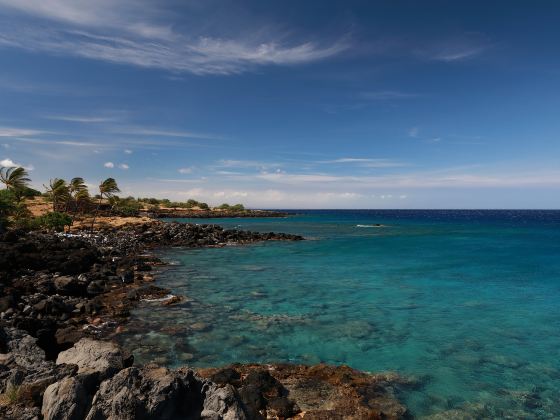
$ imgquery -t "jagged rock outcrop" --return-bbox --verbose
[0,327,77,419]
[42,376,88,420]
[56,338,133,382]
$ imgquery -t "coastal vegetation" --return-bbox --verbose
[0,164,258,232]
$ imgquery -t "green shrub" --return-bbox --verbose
[113,197,142,216]
[20,187,42,198]
[198,202,209,210]
[35,212,72,232]
[0,189,16,231]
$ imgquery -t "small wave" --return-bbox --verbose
[356,224,384,228]
[141,294,176,303]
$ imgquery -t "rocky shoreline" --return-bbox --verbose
[0,221,412,419]
[148,209,293,219]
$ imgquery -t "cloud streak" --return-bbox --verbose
[0,0,348,75]
[0,126,42,137]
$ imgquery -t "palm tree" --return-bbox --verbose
[44,178,69,211]
[74,188,92,214]
[90,177,120,230]
[0,166,31,201]
[65,177,90,228]
[66,177,88,212]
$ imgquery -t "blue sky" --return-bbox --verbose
[0,0,559,208]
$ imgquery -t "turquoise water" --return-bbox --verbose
[119,210,560,418]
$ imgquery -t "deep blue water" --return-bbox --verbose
[119,210,560,418]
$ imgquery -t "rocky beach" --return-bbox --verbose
[0,220,412,419]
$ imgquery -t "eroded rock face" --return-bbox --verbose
[86,366,204,420]
[0,328,78,419]
[41,376,88,420]
[201,383,247,420]
[56,338,132,382]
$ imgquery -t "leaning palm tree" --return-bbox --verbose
[74,188,92,214]
[90,178,120,230]
[0,166,31,201]
[44,178,69,211]
[66,177,88,212]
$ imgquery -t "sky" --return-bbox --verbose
[0,0,559,209]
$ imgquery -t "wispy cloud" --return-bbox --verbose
[221,167,560,189]
[13,137,105,148]
[0,126,42,137]
[418,36,491,62]
[431,46,487,62]
[214,159,282,169]
[319,158,406,168]
[0,0,348,75]
[103,161,114,168]
[178,167,193,174]
[408,127,419,138]
[361,91,418,100]
[112,126,223,140]
[44,115,116,123]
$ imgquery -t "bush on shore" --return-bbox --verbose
[216,203,245,211]
[15,212,72,232]
[0,189,16,232]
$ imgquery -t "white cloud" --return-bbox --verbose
[178,167,193,174]
[124,149,133,154]
[1,158,16,166]
[104,161,114,168]
[0,157,34,170]
[0,1,348,75]
[118,163,129,170]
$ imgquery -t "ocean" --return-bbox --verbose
[118,210,560,417]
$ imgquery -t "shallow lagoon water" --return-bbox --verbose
[119,210,560,417]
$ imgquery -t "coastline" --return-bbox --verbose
[148,209,294,219]
[0,220,411,419]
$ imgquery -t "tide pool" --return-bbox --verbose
[118,210,560,417]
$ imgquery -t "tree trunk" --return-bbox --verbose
[90,195,103,232]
